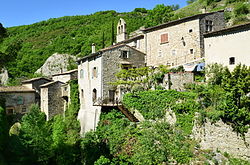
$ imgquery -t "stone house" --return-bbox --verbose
[40,81,65,120]
[204,22,250,71]
[22,77,52,104]
[0,86,36,115]
[77,43,145,134]
[52,69,78,83]
[142,10,225,68]
[52,69,78,112]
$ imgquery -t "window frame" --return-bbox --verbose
[160,33,169,44]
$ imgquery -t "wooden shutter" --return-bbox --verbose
[161,33,168,43]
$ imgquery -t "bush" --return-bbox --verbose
[234,3,249,16]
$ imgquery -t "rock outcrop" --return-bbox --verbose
[35,53,77,77]
[192,113,250,161]
[0,68,9,85]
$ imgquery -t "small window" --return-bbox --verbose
[17,96,24,105]
[189,29,193,33]
[121,64,132,70]
[172,50,177,56]
[93,89,97,102]
[92,67,98,78]
[160,33,169,44]
[6,108,14,115]
[22,107,26,113]
[80,69,84,79]
[64,87,67,91]
[205,20,213,32]
[121,51,129,59]
[190,49,194,54]
[229,57,235,65]
[158,50,162,57]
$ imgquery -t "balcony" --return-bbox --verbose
[93,97,122,106]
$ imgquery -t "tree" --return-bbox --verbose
[145,4,175,27]
[19,104,53,164]
[0,23,7,42]
[187,0,197,4]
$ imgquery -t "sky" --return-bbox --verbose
[0,0,187,27]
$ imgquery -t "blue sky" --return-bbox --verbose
[0,0,187,27]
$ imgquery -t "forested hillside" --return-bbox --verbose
[0,0,249,82]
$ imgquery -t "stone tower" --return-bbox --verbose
[116,18,128,43]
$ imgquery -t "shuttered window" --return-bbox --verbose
[160,33,169,44]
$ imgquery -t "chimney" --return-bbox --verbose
[92,43,96,53]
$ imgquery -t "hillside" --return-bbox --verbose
[0,0,249,82]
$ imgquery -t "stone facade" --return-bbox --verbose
[22,77,52,104]
[164,72,194,91]
[143,11,225,67]
[52,69,78,83]
[77,44,145,134]
[193,117,250,161]
[205,22,250,71]
[40,81,65,120]
[0,86,36,115]
[116,18,128,43]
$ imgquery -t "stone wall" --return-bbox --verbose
[47,82,65,120]
[145,11,225,67]
[0,92,35,114]
[164,72,194,91]
[205,24,250,71]
[192,116,250,161]
[102,45,145,101]
[199,12,225,57]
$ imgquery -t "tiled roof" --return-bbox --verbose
[40,81,65,88]
[204,22,250,37]
[77,44,145,63]
[0,86,35,93]
[52,69,78,77]
[22,77,52,83]
[143,10,224,32]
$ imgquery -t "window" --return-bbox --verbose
[92,67,98,78]
[93,89,97,102]
[158,50,162,57]
[160,33,169,44]
[22,107,26,113]
[229,57,235,65]
[80,69,84,78]
[121,50,129,59]
[121,64,132,70]
[172,50,177,56]
[189,29,193,33]
[17,96,24,105]
[6,108,14,115]
[190,49,194,54]
[109,90,115,102]
[205,20,213,32]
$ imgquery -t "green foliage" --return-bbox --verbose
[113,65,169,93]
[145,4,175,27]
[187,0,197,4]
[234,3,250,16]
[82,109,195,164]
[123,90,198,120]
[0,106,8,152]
[190,64,250,136]
[19,104,53,164]
[133,8,148,13]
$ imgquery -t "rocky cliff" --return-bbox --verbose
[35,53,77,77]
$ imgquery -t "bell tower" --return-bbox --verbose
[116,18,128,43]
